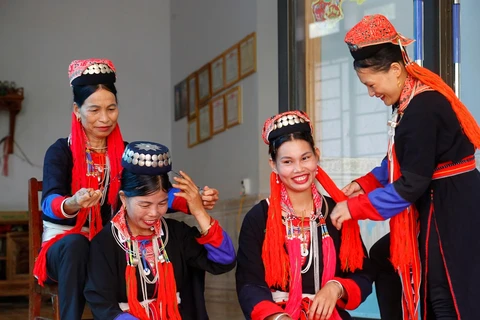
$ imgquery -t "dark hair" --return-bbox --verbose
[72,83,118,107]
[120,170,172,198]
[353,43,404,72]
[269,131,315,161]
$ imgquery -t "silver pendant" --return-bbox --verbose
[301,243,309,257]
[144,267,151,276]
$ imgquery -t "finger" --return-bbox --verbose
[172,182,196,195]
[173,177,198,194]
[178,170,194,184]
[325,304,334,320]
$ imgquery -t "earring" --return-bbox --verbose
[315,167,319,175]
[397,79,402,88]
[276,173,280,184]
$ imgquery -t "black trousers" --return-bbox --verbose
[370,231,457,320]
[46,234,90,320]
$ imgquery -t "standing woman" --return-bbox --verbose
[236,111,374,320]
[330,14,480,319]
[34,59,219,319]
[84,141,236,320]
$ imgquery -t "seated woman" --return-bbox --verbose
[236,111,375,320]
[84,141,236,320]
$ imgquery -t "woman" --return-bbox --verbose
[84,141,236,319]
[35,59,219,319]
[330,14,480,319]
[236,111,374,320]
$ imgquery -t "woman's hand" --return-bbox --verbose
[308,281,343,320]
[330,201,352,230]
[200,186,219,210]
[341,181,364,198]
[64,188,102,215]
[172,170,206,216]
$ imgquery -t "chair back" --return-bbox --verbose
[28,178,43,279]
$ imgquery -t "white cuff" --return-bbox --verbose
[61,198,79,218]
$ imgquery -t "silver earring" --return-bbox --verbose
[276,173,280,184]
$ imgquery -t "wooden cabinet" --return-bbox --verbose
[0,211,29,296]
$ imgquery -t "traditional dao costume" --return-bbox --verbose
[84,141,236,320]
[344,14,480,319]
[236,111,374,320]
[35,59,190,319]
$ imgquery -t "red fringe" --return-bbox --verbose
[316,166,364,272]
[389,147,421,320]
[405,62,480,149]
[262,172,290,290]
[285,237,302,319]
[126,265,150,320]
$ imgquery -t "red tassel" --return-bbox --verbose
[315,166,364,272]
[285,238,302,319]
[262,172,290,290]
[406,62,480,149]
[126,265,150,320]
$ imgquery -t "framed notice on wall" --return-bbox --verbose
[225,86,242,128]
[239,33,257,78]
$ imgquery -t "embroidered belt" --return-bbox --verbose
[432,156,476,180]
[271,290,315,303]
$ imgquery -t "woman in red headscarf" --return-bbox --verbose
[34,59,219,320]
[236,111,375,320]
[330,14,480,320]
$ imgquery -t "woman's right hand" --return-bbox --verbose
[341,181,364,198]
[64,188,102,214]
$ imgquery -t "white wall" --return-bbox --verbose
[170,0,278,200]
[0,0,172,210]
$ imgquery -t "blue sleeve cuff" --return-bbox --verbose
[367,183,411,219]
[371,157,389,186]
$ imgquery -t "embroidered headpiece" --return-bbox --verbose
[68,58,116,86]
[122,141,172,175]
[262,110,313,145]
[344,14,414,60]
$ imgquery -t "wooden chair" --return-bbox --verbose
[28,177,60,320]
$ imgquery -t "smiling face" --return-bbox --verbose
[74,87,119,142]
[120,189,169,236]
[355,62,404,106]
[270,138,319,195]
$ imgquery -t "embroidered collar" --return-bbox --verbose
[111,209,162,240]
[396,75,433,114]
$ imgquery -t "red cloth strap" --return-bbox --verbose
[354,172,383,194]
[347,194,384,221]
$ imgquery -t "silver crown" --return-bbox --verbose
[273,114,305,130]
[122,147,171,168]
[82,63,114,75]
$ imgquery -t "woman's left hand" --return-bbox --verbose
[201,186,219,210]
[172,170,206,216]
[308,282,342,320]
[330,201,352,230]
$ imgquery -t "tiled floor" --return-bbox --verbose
[0,295,243,320]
